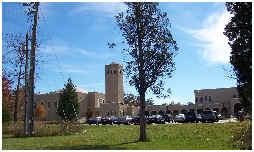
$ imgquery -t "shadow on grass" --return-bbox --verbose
[45,140,140,150]
[2,136,15,140]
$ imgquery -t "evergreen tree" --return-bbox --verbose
[224,2,252,113]
[57,78,80,122]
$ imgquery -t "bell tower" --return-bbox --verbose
[105,62,124,104]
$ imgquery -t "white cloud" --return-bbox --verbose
[182,9,232,64]
[38,45,70,55]
[71,3,127,17]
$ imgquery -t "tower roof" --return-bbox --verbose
[111,61,118,64]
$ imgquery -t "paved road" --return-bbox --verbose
[216,118,238,123]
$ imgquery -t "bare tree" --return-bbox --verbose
[23,2,40,136]
[3,33,26,126]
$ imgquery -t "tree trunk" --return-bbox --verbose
[14,62,22,125]
[28,2,39,136]
[24,32,29,136]
[135,3,147,142]
[139,90,147,141]
[135,3,148,142]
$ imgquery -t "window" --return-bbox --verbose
[107,70,109,74]
[195,97,198,103]
[200,97,203,103]
[41,102,44,105]
[233,94,236,98]
[48,102,51,108]
[208,96,212,102]
[114,70,116,74]
[205,96,207,101]
[111,70,113,74]
[120,70,122,74]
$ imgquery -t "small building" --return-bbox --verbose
[194,87,241,117]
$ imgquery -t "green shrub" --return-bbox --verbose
[233,121,252,150]
[3,120,85,137]
[3,121,62,137]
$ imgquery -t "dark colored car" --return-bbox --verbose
[185,112,197,123]
[131,116,141,125]
[147,115,166,124]
[101,116,119,125]
[130,116,149,125]
[118,115,133,125]
[162,114,174,123]
[87,117,101,125]
[212,111,219,122]
[201,110,218,123]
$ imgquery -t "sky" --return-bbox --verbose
[2,2,237,105]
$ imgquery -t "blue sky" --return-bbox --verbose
[2,2,237,105]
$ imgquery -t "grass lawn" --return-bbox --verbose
[2,121,249,150]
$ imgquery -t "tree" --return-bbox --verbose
[115,2,178,141]
[57,78,80,122]
[34,104,46,120]
[87,108,96,119]
[146,98,154,105]
[2,76,14,119]
[3,107,11,123]
[3,33,26,125]
[187,102,194,106]
[124,93,137,104]
[2,76,13,105]
[224,2,252,113]
[23,2,40,136]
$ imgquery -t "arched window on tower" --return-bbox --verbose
[200,97,203,103]
[208,96,212,102]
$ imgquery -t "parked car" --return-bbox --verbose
[174,114,186,123]
[87,117,101,125]
[185,112,197,123]
[147,115,165,124]
[201,110,217,123]
[162,114,174,123]
[101,116,119,125]
[131,116,141,125]
[217,114,223,120]
[212,111,219,122]
[196,114,202,123]
[118,115,133,125]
